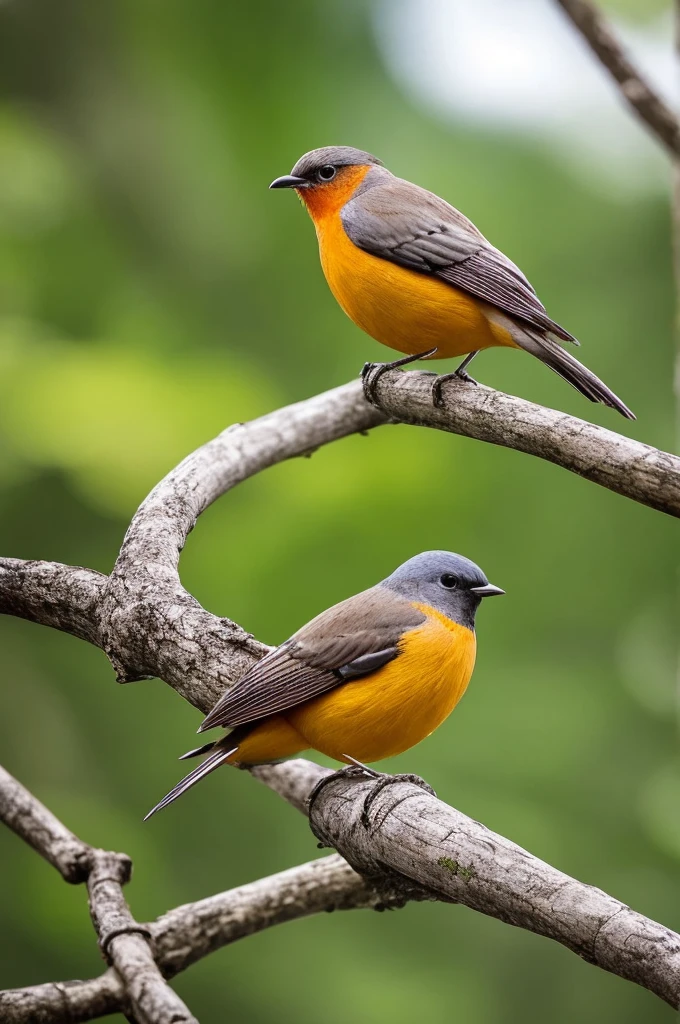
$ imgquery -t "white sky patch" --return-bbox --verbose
[374,0,676,194]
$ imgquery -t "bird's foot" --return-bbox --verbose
[308,763,372,844]
[361,348,438,407]
[431,351,481,407]
[360,771,436,828]
[431,369,479,408]
[308,759,435,841]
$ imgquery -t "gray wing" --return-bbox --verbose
[198,587,426,732]
[341,177,576,343]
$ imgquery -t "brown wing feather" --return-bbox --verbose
[199,587,425,733]
[341,176,576,343]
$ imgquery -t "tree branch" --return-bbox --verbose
[1,377,676,681]
[0,973,123,1024]
[554,0,680,157]
[0,852,383,1024]
[252,761,680,1008]
[0,768,197,1024]
[150,854,391,977]
[2,376,679,1014]
[0,561,106,647]
[368,373,679,517]
[0,765,93,883]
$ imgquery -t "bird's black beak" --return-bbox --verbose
[470,583,505,597]
[269,174,309,190]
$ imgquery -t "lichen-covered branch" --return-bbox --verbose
[253,761,680,1008]
[554,0,680,157]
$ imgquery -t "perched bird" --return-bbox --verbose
[145,551,503,818]
[270,146,634,419]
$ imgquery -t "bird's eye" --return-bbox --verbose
[439,573,459,590]
[317,165,337,182]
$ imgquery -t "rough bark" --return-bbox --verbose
[0,768,381,1024]
[255,761,680,1008]
[2,375,679,1016]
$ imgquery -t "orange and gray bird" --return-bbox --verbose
[270,146,634,419]
[145,551,503,818]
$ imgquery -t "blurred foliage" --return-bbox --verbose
[0,1,677,1022]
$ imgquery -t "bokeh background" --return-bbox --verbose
[0,0,677,1021]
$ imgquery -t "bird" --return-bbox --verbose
[145,551,504,818]
[269,146,634,420]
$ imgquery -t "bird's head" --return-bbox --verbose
[382,550,504,632]
[270,146,385,219]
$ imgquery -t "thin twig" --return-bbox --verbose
[554,0,680,157]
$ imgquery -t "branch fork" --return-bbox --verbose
[1,369,679,1020]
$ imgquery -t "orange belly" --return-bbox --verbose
[228,607,477,767]
[316,212,516,359]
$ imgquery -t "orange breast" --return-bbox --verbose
[287,606,477,764]
[313,211,515,359]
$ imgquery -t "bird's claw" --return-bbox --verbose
[431,370,479,408]
[361,363,390,407]
[308,765,436,843]
[361,772,436,828]
[361,348,439,406]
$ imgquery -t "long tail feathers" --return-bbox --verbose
[144,746,238,821]
[518,333,635,420]
[179,740,217,761]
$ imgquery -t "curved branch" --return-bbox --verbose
[554,0,680,158]
[100,375,676,690]
[1,377,679,1013]
[1,376,676,695]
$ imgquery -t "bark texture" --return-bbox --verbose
[1,375,679,1019]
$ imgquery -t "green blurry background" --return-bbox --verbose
[0,0,677,1021]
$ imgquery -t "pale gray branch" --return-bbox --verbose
[554,0,680,157]
[4,375,671,690]
[2,375,679,1016]
[151,854,390,977]
[0,560,105,647]
[0,856,381,1024]
[253,761,680,1008]
[86,852,198,1024]
[0,767,197,1024]
[0,765,93,883]
[369,373,679,517]
[0,973,123,1024]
